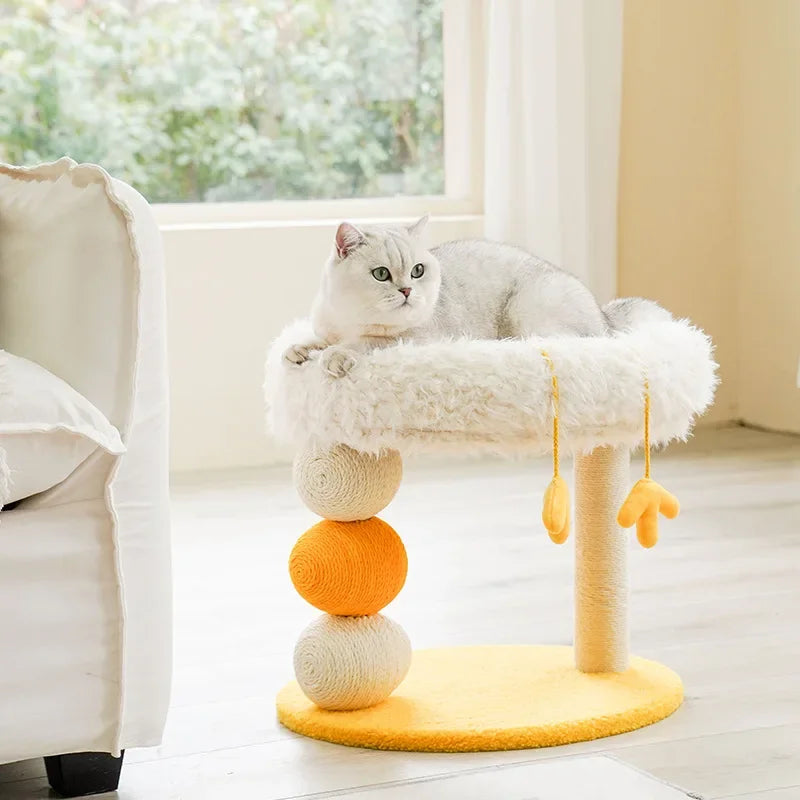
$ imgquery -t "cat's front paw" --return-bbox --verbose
[284,340,326,366]
[321,346,357,378]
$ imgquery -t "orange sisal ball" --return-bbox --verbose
[289,518,407,616]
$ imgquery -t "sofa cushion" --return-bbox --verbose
[0,350,124,505]
[0,159,138,433]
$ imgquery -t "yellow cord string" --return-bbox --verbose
[541,351,560,478]
[644,378,651,479]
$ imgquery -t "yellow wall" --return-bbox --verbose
[618,0,799,432]
[736,0,800,432]
[618,0,738,423]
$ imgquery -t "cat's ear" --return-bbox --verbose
[407,214,429,239]
[334,222,365,259]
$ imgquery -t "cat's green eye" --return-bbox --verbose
[372,266,391,282]
[411,263,425,279]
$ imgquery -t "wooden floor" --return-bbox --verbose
[0,426,798,799]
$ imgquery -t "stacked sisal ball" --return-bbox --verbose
[289,445,411,710]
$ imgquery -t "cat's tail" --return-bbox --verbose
[603,297,672,332]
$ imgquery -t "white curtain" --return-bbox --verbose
[483,0,623,303]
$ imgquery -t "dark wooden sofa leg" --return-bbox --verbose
[44,751,124,797]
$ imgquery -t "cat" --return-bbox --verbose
[285,216,657,376]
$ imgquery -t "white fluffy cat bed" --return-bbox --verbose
[265,313,717,752]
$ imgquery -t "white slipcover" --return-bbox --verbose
[0,159,171,762]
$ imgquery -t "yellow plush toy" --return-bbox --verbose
[541,360,680,549]
[616,380,680,547]
[541,351,570,544]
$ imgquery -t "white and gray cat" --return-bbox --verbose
[285,216,659,375]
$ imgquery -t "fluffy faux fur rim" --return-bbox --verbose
[265,316,718,457]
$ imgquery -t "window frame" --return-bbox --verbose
[153,0,485,228]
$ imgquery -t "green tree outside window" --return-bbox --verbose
[0,0,444,203]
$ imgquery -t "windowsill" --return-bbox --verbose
[158,213,484,233]
[153,195,481,228]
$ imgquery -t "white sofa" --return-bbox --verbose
[0,160,171,796]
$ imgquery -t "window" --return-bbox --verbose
[1,0,447,205]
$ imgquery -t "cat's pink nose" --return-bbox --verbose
[399,287,412,298]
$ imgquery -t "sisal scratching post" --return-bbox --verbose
[574,445,631,673]
[293,445,402,521]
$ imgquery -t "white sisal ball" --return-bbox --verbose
[293,614,412,711]
[293,445,402,521]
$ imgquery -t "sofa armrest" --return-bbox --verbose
[1,162,172,752]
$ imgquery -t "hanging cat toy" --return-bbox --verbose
[540,352,680,547]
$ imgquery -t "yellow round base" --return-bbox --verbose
[276,645,683,752]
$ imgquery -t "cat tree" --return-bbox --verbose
[265,313,716,751]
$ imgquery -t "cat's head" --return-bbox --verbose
[315,216,441,338]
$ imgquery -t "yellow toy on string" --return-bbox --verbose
[540,357,680,550]
[540,351,570,544]
[617,379,680,547]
